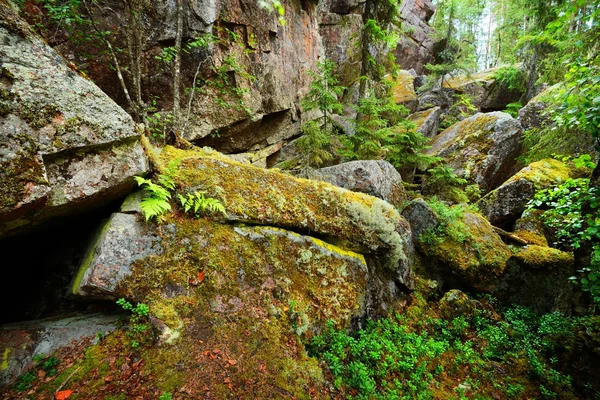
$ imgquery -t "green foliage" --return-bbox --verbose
[158,393,173,400]
[341,91,434,171]
[13,370,36,392]
[419,198,475,246]
[554,57,600,141]
[296,59,345,169]
[116,298,151,349]
[493,65,526,91]
[526,170,600,308]
[156,34,216,64]
[177,191,226,218]
[257,0,286,26]
[504,101,522,118]
[422,165,476,204]
[134,161,179,222]
[12,355,60,391]
[310,296,587,399]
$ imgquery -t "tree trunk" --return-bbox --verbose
[173,0,184,132]
[357,0,375,106]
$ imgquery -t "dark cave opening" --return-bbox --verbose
[0,200,125,325]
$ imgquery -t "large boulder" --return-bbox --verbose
[315,160,407,207]
[403,200,512,292]
[443,67,524,112]
[477,159,581,229]
[496,245,575,314]
[426,112,523,193]
[0,3,148,238]
[58,146,420,397]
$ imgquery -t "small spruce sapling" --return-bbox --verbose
[296,59,345,169]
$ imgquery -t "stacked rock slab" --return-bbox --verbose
[0,3,148,238]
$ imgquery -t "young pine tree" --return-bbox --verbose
[297,59,345,168]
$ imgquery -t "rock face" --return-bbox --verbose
[0,313,118,386]
[0,4,148,238]
[443,67,524,112]
[315,160,407,207]
[477,159,578,229]
[400,198,439,243]
[394,0,439,74]
[426,112,523,193]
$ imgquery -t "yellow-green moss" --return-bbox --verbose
[390,71,417,104]
[515,245,574,268]
[1,348,9,371]
[157,145,406,269]
[513,230,548,246]
[509,158,572,189]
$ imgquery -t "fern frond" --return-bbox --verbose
[139,197,172,221]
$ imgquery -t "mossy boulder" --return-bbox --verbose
[406,201,512,292]
[426,112,523,193]
[496,245,575,314]
[443,66,524,111]
[477,159,578,229]
[315,160,408,208]
[439,289,481,320]
[0,3,148,238]
[65,175,413,397]
[160,146,413,285]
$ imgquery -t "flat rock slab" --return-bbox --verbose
[0,313,118,386]
[0,5,148,238]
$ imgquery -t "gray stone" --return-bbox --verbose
[315,160,407,207]
[0,313,118,386]
[0,5,148,238]
[408,106,442,138]
[400,198,439,243]
[426,112,523,193]
[439,289,480,319]
[70,213,167,299]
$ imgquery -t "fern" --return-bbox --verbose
[134,176,173,222]
[178,191,227,217]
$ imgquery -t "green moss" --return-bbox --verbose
[70,218,112,296]
[157,145,406,270]
[515,245,574,268]
[513,230,548,246]
[509,159,572,189]
[17,100,61,129]
[1,348,9,371]
[418,200,511,291]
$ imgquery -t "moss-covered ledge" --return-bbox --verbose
[158,146,414,287]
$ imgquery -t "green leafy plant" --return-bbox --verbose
[134,161,179,222]
[494,65,526,91]
[158,393,173,400]
[117,298,151,349]
[177,191,226,218]
[296,59,345,169]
